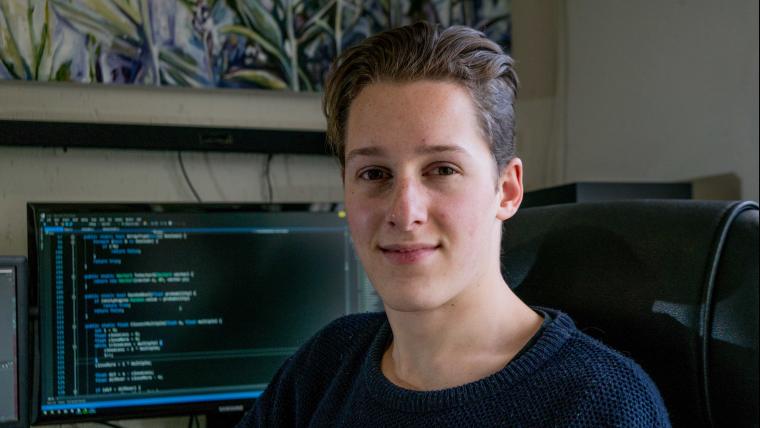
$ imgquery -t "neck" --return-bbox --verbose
[381,273,543,391]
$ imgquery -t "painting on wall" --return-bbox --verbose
[0,0,512,92]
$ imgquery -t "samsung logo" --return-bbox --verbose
[218,405,245,413]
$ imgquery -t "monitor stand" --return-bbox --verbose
[206,411,246,427]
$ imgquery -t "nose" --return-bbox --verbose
[386,177,428,231]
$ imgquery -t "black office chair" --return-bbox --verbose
[501,200,758,427]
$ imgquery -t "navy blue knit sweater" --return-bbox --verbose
[237,308,670,427]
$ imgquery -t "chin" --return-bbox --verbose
[375,278,457,313]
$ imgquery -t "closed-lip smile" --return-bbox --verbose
[378,243,440,264]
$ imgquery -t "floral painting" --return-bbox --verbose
[0,0,511,91]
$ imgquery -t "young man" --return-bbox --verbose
[237,22,670,427]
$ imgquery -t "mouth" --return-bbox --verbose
[378,243,440,265]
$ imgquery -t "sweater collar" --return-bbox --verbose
[362,307,575,413]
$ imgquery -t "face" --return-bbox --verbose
[343,80,522,313]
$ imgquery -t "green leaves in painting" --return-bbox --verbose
[0,0,511,91]
[0,0,55,80]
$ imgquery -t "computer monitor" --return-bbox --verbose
[0,256,29,428]
[27,203,377,424]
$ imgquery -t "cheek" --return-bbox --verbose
[437,192,495,238]
[346,213,367,243]
[442,208,477,239]
[345,193,376,244]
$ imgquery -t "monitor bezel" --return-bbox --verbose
[26,202,344,425]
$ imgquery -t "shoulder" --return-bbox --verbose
[550,314,670,426]
[285,312,386,381]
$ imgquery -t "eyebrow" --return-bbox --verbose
[345,146,385,163]
[345,144,468,163]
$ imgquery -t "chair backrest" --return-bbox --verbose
[501,200,758,426]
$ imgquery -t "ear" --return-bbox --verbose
[496,157,523,221]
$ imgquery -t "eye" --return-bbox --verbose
[429,165,458,176]
[358,168,390,181]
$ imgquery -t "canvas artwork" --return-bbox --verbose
[0,0,511,91]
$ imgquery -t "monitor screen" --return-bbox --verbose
[27,203,378,424]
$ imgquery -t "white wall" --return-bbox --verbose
[512,0,567,191]
[563,0,759,201]
[0,80,326,129]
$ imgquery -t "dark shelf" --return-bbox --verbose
[0,120,329,154]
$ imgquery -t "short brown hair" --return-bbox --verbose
[323,21,519,173]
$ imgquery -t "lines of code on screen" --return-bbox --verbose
[36,210,368,411]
